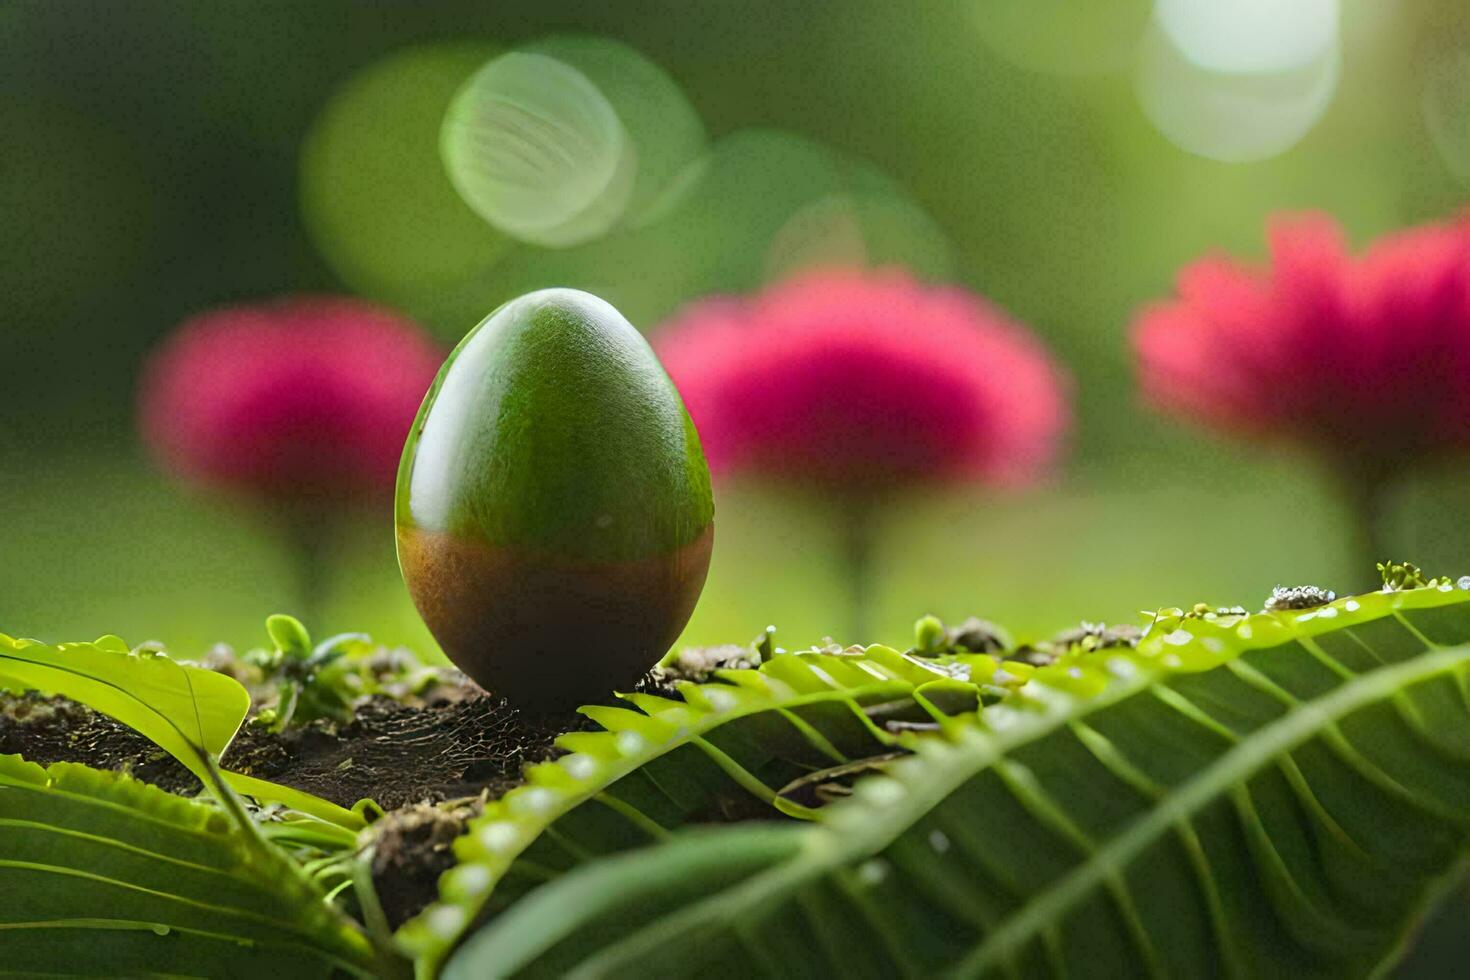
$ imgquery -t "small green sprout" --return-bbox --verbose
[909,615,1011,658]
[1378,560,1433,591]
[1051,622,1142,654]
[914,615,945,655]
[1142,603,1247,637]
[948,618,1011,654]
[1177,603,1248,621]
[265,613,313,661]
[244,617,423,733]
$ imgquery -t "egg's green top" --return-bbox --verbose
[396,288,713,562]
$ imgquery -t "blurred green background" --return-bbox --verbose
[4,0,1470,657]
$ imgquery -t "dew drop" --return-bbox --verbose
[860,777,906,807]
[477,821,518,852]
[614,731,645,755]
[560,753,598,780]
[447,863,493,899]
[509,787,557,815]
[856,858,889,886]
[703,688,736,712]
[427,904,467,940]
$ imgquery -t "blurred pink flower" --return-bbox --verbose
[653,268,1071,492]
[1132,212,1470,478]
[139,296,443,502]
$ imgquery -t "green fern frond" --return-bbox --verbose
[444,581,1470,978]
[398,643,1017,971]
[0,629,365,830]
[0,753,379,977]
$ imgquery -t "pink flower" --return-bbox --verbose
[139,296,443,502]
[1132,212,1470,476]
[653,268,1070,492]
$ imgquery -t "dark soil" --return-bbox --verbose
[370,799,483,929]
[0,685,599,927]
[0,655,750,928]
[0,692,201,795]
[228,693,591,810]
[0,687,590,810]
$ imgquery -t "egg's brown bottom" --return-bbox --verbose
[397,524,714,709]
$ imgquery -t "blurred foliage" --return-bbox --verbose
[2,0,1470,655]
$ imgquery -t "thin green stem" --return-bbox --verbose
[1327,462,1394,589]
[354,845,413,979]
[274,504,339,628]
[206,757,387,975]
[837,496,878,644]
[202,754,273,857]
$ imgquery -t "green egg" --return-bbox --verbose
[395,289,714,708]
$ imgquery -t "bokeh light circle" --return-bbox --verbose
[764,187,953,283]
[523,36,707,225]
[451,129,953,333]
[299,42,511,323]
[1135,25,1340,163]
[441,51,635,248]
[1156,0,1339,74]
[971,0,1154,76]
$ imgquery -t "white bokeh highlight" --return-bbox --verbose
[441,52,636,248]
[1135,20,1341,163]
[1156,0,1339,73]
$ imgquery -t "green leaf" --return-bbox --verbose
[0,753,377,976]
[398,644,1008,970]
[225,771,367,831]
[442,825,808,980]
[0,633,247,786]
[446,582,1470,978]
[266,612,313,661]
[0,631,365,830]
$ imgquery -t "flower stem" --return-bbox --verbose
[838,495,878,644]
[276,504,338,628]
[1329,463,1393,588]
